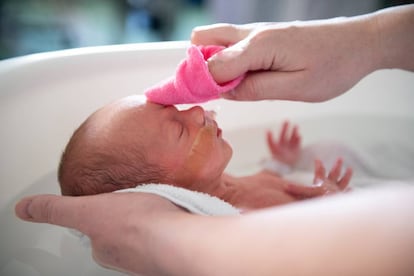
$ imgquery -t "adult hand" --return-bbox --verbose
[14,187,414,276]
[191,5,414,101]
[14,193,187,275]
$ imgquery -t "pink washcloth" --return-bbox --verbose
[145,45,244,105]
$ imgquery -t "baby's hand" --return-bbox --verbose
[267,121,301,166]
[312,158,352,194]
[283,158,352,199]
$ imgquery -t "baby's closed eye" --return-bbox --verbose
[174,121,184,138]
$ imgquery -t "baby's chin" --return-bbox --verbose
[222,138,233,157]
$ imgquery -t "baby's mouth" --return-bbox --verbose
[204,110,217,120]
[204,110,221,137]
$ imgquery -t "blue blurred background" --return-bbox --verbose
[0,0,412,60]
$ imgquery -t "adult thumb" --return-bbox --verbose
[15,194,84,230]
[208,46,250,84]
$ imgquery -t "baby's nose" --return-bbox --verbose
[183,106,205,125]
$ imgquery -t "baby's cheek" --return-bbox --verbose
[175,126,216,181]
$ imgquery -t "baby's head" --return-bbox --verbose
[58,97,167,196]
[59,96,233,196]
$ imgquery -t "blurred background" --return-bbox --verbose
[0,0,412,60]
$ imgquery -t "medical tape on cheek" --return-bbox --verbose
[183,122,216,172]
[172,115,221,188]
[188,111,216,156]
[175,108,219,180]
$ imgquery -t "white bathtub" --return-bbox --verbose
[1,41,413,275]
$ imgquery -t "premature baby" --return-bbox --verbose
[58,95,352,211]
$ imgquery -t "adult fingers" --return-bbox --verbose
[191,23,251,47]
[201,24,307,86]
[202,25,266,84]
[221,70,312,101]
[15,194,93,234]
[207,43,252,84]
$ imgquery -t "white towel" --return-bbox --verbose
[70,184,240,247]
[117,183,240,216]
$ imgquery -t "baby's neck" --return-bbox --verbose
[173,173,237,199]
[196,174,239,200]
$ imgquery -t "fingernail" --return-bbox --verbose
[15,198,33,220]
[220,89,236,99]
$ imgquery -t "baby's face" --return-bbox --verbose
[90,96,233,185]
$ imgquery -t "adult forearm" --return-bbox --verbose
[373,4,414,71]
[15,186,414,276]
[168,186,414,276]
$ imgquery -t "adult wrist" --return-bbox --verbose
[342,12,382,76]
[371,5,414,71]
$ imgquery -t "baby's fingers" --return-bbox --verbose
[283,182,324,199]
[313,159,326,184]
[289,125,301,148]
[266,130,281,155]
[279,121,290,145]
[328,158,343,181]
[338,168,353,190]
